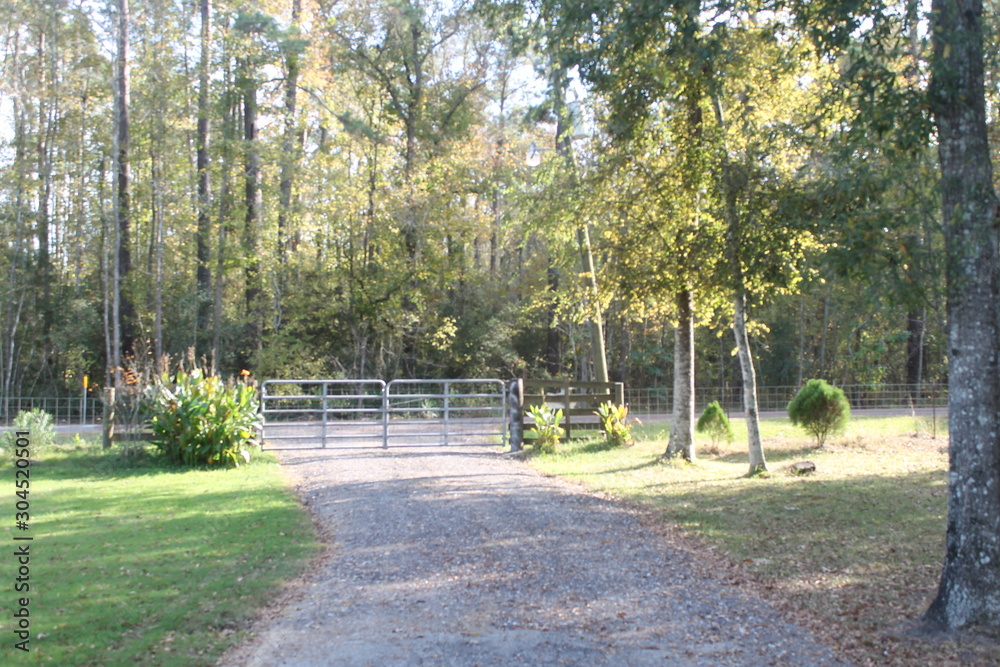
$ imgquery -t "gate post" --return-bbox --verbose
[321,382,328,448]
[508,379,523,452]
[381,383,389,449]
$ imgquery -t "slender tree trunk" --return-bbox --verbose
[734,292,766,473]
[150,147,164,368]
[195,0,212,346]
[711,89,766,474]
[666,289,695,460]
[578,225,609,383]
[922,0,1000,632]
[551,67,609,382]
[4,33,28,418]
[906,310,924,386]
[98,157,112,387]
[240,58,262,363]
[797,294,806,388]
[819,293,829,376]
[113,0,134,383]
[546,264,561,376]
[36,29,53,344]
[277,0,302,266]
[213,59,237,372]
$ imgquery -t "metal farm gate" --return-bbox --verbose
[260,379,508,450]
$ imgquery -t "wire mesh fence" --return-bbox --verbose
[625,383,948,417]
[0,383,948,428]
[1,396,102,426]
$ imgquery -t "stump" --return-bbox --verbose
[790,460,816,475]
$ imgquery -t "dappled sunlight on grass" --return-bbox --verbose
[528,416,996,665]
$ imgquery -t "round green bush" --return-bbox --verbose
[696,401,734,449]
[0,409,56,452]
[787,379,851,446]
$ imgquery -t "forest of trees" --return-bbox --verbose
[0,0,993,400]
[5,0,1000,632]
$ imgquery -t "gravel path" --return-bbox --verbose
[220,445,850,666]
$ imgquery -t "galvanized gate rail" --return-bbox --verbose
[260,378,507,450]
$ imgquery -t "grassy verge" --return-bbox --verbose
[529,415,999,665]
[0,438,319,666]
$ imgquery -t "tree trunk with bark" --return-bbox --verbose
[710,89,767,475]
[195,0,212,347]
[734,291,766,473]
[277,0,302,270]
[113,0,134,384]
[666,288,695,460]
[922,0,1000,632]
[241,58,263,363]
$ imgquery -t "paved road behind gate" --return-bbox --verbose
[219,445,850,666]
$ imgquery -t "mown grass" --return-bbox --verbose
[0,437,319,666]
[529,415,1000,666]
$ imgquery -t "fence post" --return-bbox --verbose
[443,381,450,446]
[102,387,116,450]
[614,382,625,406]
[508,379,523,452]
[321,382,328,449]
[563,378,571,438]
[381,383,390,449]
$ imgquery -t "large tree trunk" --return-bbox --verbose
[666,288,695,460]
[922,0,1000,632]
[195,0,212,347]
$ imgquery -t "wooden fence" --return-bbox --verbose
[508,379,625,451]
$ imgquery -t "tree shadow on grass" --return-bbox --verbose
[712,442,824,465]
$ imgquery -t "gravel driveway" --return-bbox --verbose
[220,444,849,666]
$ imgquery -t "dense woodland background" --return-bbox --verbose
[2,0,995,397]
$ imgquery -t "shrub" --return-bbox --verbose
[526,404,565,454]
[788,379,851,446]
[696,401,734,452]
[144,369,261,466]
[0,409,56,452]
[595,402,635,447]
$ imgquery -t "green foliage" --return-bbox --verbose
[144,369,261,466]
[0,409,56,451]
[787,379,851,446]
[696,401,734,450]
[526,404,565,453]
[595,402,635,448]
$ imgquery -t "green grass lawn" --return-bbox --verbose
[0,439,319,666]
[528,414,999,665]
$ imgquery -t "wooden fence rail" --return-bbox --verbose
[509,379,625,451]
